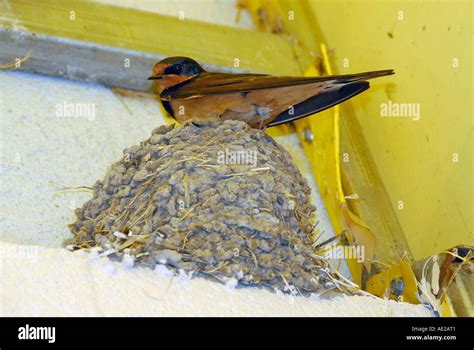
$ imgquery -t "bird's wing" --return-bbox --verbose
[266,82,369,127]
[160,70,394,100]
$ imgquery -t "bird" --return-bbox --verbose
[148,56,394,129]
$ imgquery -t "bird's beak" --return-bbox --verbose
[148,74,164,80]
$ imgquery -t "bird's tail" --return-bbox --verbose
[268,69,394,127]
[327,69,395,84]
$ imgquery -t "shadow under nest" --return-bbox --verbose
[68,119,358,297]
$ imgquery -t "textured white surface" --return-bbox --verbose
[0,241,433,317]
[0,71,166,247]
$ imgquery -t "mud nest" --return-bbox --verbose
[69,119,353,296]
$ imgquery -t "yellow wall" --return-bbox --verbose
[309,0,472,259]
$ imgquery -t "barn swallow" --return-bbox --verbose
[148,57,394,129]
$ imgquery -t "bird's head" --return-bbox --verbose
[148,56,204,94]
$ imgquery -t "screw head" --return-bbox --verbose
[302,128,314,143]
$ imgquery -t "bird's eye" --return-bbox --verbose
[174,64,182,73]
